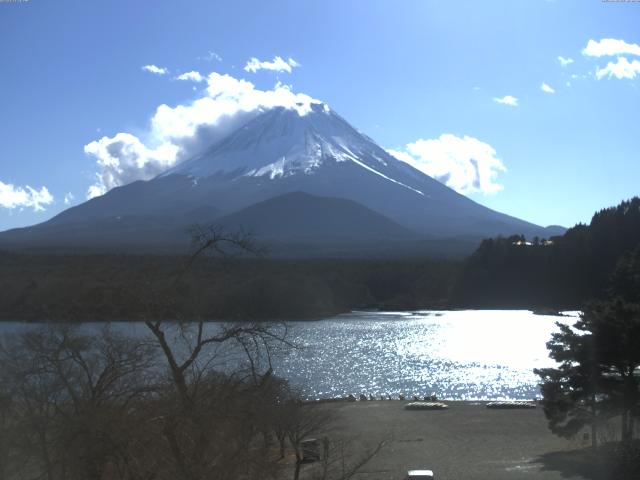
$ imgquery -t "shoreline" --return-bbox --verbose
[0,307,581,323]
[309,398,541,405]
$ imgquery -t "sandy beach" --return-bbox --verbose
[299,400,592,480]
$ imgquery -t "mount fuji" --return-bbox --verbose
[0,103,563,256]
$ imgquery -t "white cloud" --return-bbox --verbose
[388,134,507,195]
[198,51,222,62]
[87,185,106,200]
[557,56,574,67]
[244,56,300,74]
[85,133,179,198]
[0,180,54,211]
[581,39,640,81]
[540,82,555,93]
[142,64,168,75]
[596,57,640,80]
[84,72,321,198]
[176,71,204,82]
[63,192,75,205]
[493,95,519,107]
[583,38,640,57]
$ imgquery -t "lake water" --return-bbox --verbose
[0,310,577,401]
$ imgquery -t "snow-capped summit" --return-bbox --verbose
[164,103,407,183]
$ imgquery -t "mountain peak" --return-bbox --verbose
[161,104,398,183]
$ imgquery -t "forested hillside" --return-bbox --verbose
[0,253,459,321]
[453,197,640,308]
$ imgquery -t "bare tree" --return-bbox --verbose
[136,226,294,480]
[0,325,157,480]
[144,225,279,405]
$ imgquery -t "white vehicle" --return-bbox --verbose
[407,470,435,479]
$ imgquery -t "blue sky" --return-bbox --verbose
[1,0,639,232]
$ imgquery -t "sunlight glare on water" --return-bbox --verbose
[273,310,577,401]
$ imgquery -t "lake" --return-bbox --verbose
[0,310,577,401]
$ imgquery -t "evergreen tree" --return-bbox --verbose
[585,300,640,442]
[535,300,640,445]
[610,245,640,303]
[534,320,604,447]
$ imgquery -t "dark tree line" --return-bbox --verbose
[0,253,460,322]
[453,197,640,309]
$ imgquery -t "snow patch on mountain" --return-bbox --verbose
[349,157,424,196]
[161,103,428,198]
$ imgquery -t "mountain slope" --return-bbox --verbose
[0,192,441,257]
[215,191,415,238]
[161,104,548,238]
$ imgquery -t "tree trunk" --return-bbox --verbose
[145,322,190,403]
[276,432,286,459]
[163,422,194,480]
[37,427,55,480]
[621,409,634,442]
[591,395,598,449]
[293,453,302,480]
[262,430,271,448]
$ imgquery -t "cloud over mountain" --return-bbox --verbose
[85,67,514,200]
[84,73,320,198]
[388,134,506,195]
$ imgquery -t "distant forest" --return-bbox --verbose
[1,197,639,321]
[453,197,640,309]
[0,254,459,321]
